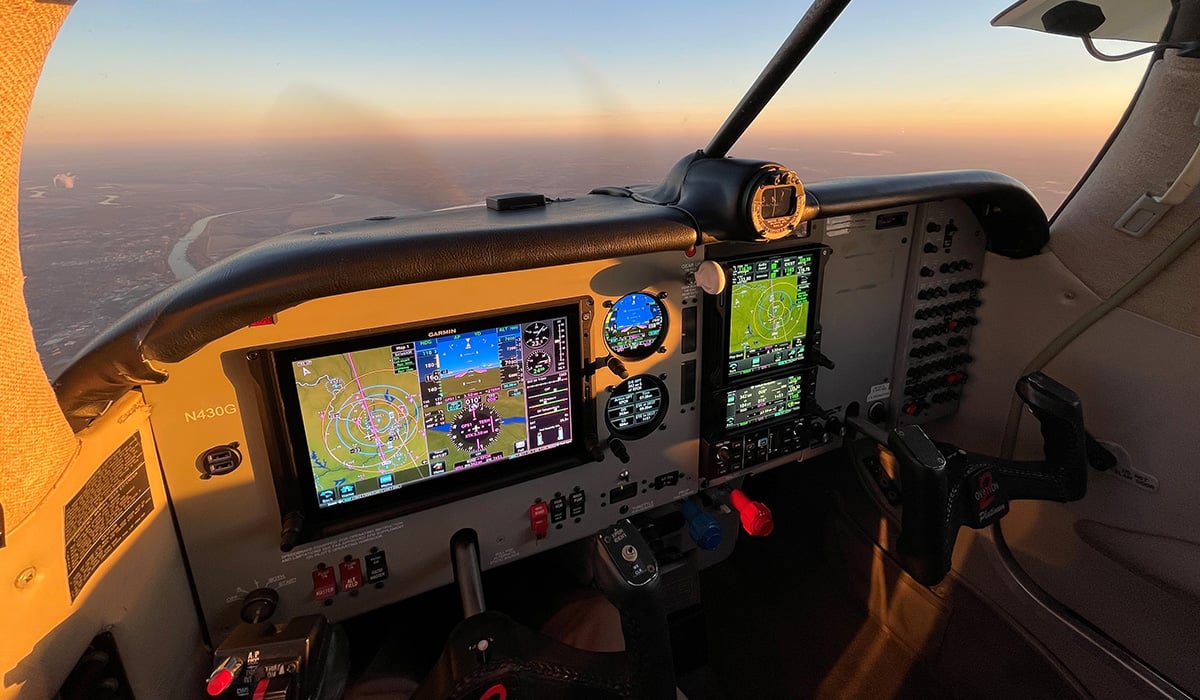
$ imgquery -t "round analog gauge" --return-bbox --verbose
[603,292,668,360]
[523,321,550,348]
[746,167,805,240]
[449,405,502,452]
[525,351,551,376]
[604,374,669,440]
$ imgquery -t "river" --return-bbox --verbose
[168,193,345,280]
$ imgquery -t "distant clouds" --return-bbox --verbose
[832,150,895,157]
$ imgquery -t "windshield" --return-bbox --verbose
[19,1,1147,377]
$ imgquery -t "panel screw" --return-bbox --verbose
[15,567,36,589]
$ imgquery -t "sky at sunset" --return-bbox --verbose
[25,0,1149,148]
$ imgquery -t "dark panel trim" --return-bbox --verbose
[805,169,1050,258]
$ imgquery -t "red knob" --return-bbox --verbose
[206,656,243,696]
[729,488,773,537]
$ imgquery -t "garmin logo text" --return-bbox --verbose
[427,328,457,338]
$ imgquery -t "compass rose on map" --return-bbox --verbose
[449,404,503,452]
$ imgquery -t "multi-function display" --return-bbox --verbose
[604,374,668,439]
[726,252,815,378]
[724,374,806,429]
[285,315,574,509]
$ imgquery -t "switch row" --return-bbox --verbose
[530,489,588,539]
[906,353,975,379]
[906,371,969,397]
[909,341,946,359]
[918,278,983,301]
[902,387,963,416]
[939,259,973,274]
[911,316,977,340]
[948,279,984,294]
[312,550,389,602]
[914,298,982,320]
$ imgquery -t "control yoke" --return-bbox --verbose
[877,372,1090,586]
[413,524,675,700]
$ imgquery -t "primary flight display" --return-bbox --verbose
[288,316,574,508]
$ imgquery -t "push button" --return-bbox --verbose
[338,558,363,592]
[568,490,586,517]
[312,566,336,600]
[364,551,389,583]
[548,496,567,523]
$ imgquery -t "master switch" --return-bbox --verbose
[529,502,549,539]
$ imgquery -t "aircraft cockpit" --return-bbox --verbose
[5,1,1200,699]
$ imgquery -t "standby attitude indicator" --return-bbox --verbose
[603,292,667,360]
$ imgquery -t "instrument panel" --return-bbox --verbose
[140,198,991,641]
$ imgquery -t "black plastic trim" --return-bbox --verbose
[805,169,1050,258]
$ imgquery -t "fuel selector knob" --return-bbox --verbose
[694,260,727,295]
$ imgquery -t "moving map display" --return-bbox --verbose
[286,315,575,509]
[727,252,814,378]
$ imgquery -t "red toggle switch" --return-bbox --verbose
[253,676,292,700]
[529,502,549,539]
[206,656,243,696]
[946,371,966,386]
[729,488,774,537]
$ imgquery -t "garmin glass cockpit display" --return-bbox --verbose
[701,245,829,480]
[258,300,594,543]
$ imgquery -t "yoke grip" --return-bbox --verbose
[1016,372,1088,500]
[894,371,1090,586]
[890,425,954,587]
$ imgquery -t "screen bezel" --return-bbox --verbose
[255,298,595,544]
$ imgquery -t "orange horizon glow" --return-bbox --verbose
[22,94,1128,148]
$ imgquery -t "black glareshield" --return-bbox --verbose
[892,371,1090,586]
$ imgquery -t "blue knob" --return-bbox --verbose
[680,498,723,551]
